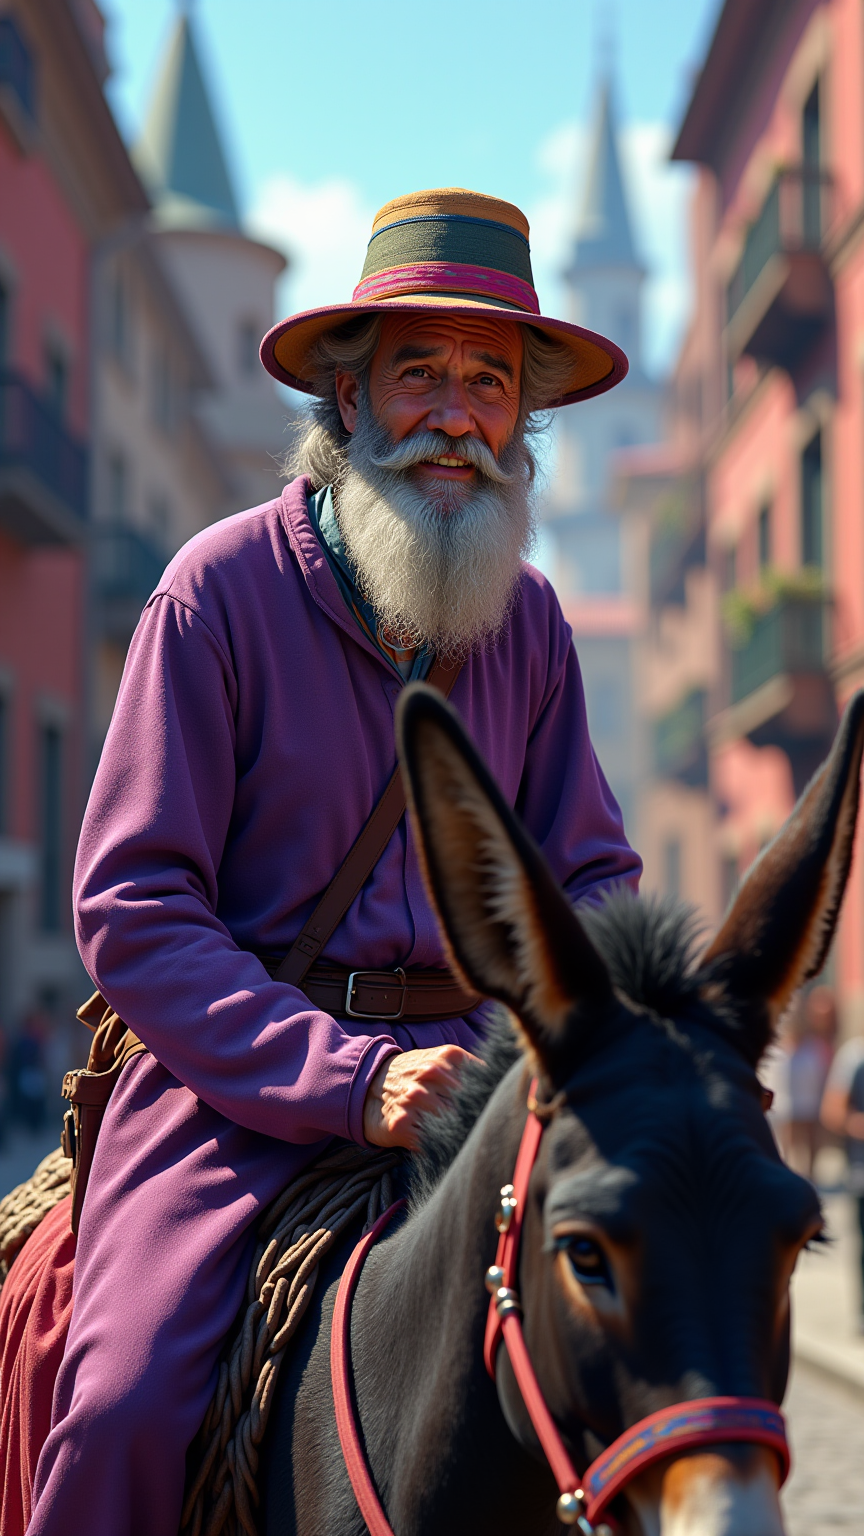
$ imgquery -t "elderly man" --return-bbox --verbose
[29,188,639,1534]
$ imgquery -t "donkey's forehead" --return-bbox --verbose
[543,1104,820,1242]
[556,1013,767,1132]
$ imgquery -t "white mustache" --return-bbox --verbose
[365,429,517,485]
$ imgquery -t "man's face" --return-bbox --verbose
[335,313,523,490]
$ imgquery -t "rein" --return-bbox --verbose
[331,1081,791,1535]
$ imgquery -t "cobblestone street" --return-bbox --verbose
[781,1362,864,1534]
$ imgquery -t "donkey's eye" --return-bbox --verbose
[556,1234,612,1288]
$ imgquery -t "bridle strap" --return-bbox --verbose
[482,1083,543,1376]
[482,1081,791,1528]
[581,1397,790,1521]
[331,1199,407,1536]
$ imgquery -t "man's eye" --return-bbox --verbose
[555,1234,612,1288]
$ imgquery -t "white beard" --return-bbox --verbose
[333,404,537,660]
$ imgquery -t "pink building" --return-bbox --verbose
[0,0,147,1029]
[671,0,864,1037]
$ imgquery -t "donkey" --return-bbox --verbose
[263,685,864,1536]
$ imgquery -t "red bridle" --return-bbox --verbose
[331,1080,791,1535]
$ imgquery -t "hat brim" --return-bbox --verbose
[260,296,628,408]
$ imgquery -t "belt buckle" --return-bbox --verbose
[345,968,406,1020]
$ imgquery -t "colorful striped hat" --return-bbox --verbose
[260,187,628,408]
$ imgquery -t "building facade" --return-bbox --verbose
[0,0,148,1031]
[542,81,661,834]
[634,0,864,1038]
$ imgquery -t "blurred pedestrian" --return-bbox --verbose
[821,1032,864,1332]
[8,1012,49,1134]
[0,1022,8,1151]
[786,987,836,1180]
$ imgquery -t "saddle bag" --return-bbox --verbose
[61,994,148,1234]
[60,654,470,1236]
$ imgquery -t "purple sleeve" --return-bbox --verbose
[73,595,399,1145]
[516,609,642,902]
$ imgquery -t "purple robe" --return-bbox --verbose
[29,477,640,1535]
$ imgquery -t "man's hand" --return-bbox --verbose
[362,1044,479,1150]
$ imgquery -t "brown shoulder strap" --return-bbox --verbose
[273,656,463,989]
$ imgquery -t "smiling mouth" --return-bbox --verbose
[422,456,473,469]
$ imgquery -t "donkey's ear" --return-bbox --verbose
[396,684,613,1080]
[698,691,864,1062]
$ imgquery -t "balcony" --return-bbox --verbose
[719,594,836,794]
[0,371,88,544]
[91,525,168,644]
[654,690,707,788]
[726,168,834,371]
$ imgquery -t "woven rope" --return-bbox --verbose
[180,1143,401,1536]
[0,1145,71,1286]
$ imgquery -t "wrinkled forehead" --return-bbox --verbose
[374,311,525,373]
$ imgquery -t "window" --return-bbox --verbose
[238,320,259,377]
[0,691,8,835]
[108,452,128,524]
[803,81,821,165]
[801,432,823,567]
[0,279,8,366]
[110,273,129,365]
[0,16,36,120]
[44,346,67,420]
[664,838,682,900]
[757,503,771,570]
[148,493,171,549]
[151,347,173,433]
[802,81,822,244]
[39,724,63,931]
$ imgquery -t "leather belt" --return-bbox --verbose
[256,956,480,1022]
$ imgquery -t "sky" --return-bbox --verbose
[100,0,722,378]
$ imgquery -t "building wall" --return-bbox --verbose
[94,246,227,549]
[0,6,100,1031]
[670,0,864,1037]
[638,780,720,917]
[90,241,230,745]
[0,536,84,1022]
[0,130,89,435]
[154,229,288,511]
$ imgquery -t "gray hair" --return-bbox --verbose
[282,314,576,490]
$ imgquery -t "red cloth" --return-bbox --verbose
[0,1198,75,1536]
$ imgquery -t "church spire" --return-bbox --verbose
[570,77,639,270]
[134,10,239,230]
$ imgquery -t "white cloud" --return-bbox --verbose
[248,173,376,322]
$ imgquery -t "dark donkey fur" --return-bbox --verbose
[263,688,864,1536]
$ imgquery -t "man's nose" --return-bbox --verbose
[424,375,475,438]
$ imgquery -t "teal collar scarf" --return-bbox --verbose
[306,484,432,682]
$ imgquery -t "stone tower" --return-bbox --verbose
[134,11,289,511]
[542,76,660,833]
